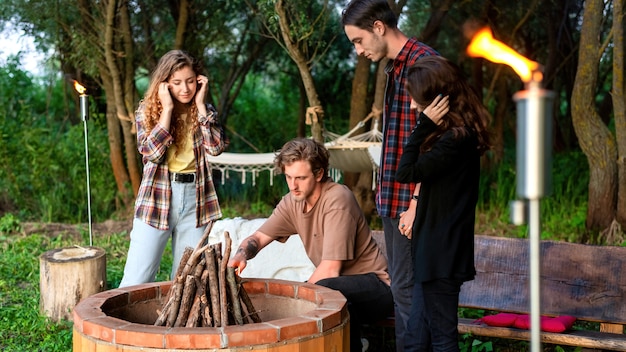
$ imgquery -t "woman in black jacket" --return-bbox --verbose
[395,56,491,352]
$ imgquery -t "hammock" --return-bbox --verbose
[206,113,382,188]
[207,152,276,186]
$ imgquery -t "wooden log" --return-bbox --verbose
[206,246,221,327]
[164,243,209,326]
[154,247,193,325]
[226,266,244,325]
[153,234,259,329]
[185,295,202,327]
[175,247,194,279]
[174,275,196,327]
[219,233,231,326]
[197,267,212,327]
[217,253,228,326]
[194,221,214,252]
[39,246,106,322]
[182,259,206,327]
[165,275,185,327]
[181,243,209,279]
[154,290,175,326]
[237,276,262,323]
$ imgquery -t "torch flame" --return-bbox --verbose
[74,80,87,95]
[467,27,540,83]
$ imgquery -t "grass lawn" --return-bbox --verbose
[0,219,603,351]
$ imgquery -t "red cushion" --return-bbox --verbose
[543,315,577,332]
[513,314,576,332]
[478,313,520,327]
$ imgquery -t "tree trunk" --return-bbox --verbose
[571,0,617,234]
[348,55,372,138]
[39,246,106,322]
[613,0,626,228]
[343,55,371,197]
[102,0,139,208]
[275,0,324,143]
[103,77,133,208]
[174,0,189,49]
[119,0,142,197]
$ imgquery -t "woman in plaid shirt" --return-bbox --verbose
[120,50,227,287]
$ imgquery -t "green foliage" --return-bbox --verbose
[476,151,589,242]
[228,72,300,152]
[0,233,75,351]
[0,213,21,234]
[0,228,172,351]
[0,62,117,222]
[459,335,494,352]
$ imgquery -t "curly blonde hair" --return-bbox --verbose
[141,50,204,150]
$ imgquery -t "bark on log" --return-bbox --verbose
[166,276,185,327]
[237,276,262,323]
[154,247,193,326]
[227,266,244,325]
[185,295,201,327]
[206,246,221,327]
[199,267,212,327]
[218,249,228,326]
[194,221,214,252]
[219,232,233,326]
[174,275,197,327]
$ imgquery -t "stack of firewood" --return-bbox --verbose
[154,228,260,327]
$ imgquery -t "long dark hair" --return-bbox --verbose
[407,56,491,155]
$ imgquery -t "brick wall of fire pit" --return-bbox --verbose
[72,278,349,351]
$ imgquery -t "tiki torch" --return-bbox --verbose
[74,81,93,246]
[468,27,554,352]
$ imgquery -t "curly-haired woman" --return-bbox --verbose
[120,50,227,287]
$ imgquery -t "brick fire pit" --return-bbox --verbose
[72,278,349,351]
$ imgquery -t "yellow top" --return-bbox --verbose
[167,116,195,173]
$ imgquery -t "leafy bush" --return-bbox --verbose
[0,59,117,222]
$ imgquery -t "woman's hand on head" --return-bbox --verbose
[158,82,174,110]
[195,75,209,107]
[423,94,449,125]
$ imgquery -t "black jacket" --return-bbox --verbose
[395,113,478,283]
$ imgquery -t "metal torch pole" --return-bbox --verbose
[80,94,93,246]
[511,80,554,352]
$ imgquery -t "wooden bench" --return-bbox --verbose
[371,231,626,350]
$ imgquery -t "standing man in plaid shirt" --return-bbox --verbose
[342,1,438,350]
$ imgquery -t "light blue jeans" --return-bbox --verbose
[119,180,207,287]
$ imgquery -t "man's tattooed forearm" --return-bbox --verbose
[237,239,259,260]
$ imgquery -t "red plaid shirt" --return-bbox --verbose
[377,38,438,218]
[134,103,227,230]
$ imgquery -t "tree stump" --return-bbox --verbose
[39,246,106,322]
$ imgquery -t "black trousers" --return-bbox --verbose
[317,272,394,352]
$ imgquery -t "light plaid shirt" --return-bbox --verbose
[134,103,227,230]
[377,38,438,218]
